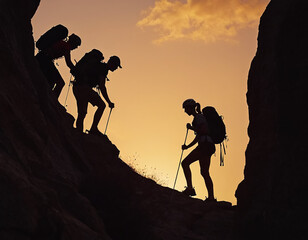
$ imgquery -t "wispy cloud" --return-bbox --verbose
[137,0,268,43]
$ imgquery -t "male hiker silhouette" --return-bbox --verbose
[36,25,81,99]
[72,49,121,135]
[181,99,216,202]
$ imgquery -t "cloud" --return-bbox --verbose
[137,0,268,43]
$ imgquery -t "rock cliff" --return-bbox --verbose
[3,0,307,239]
[236,0,308,239]
[0,1,234,239]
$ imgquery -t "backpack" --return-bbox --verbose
[202,106,226,144]
[72,49,105,87]
[202,106,227,166]
[36,24,68,51]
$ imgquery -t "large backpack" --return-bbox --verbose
[72,49,104,87]
[202,106,227,166]
[202,106,226,144]
[36,24,68,51]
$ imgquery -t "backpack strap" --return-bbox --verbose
[219,140,227,166]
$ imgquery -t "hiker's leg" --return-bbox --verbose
[76,113,86,132]
[36,54,56,88]
[89,93,106,131]
[181,148,200,189]
[91,101,106,130]
[53,74,65,99]
[199,154,214,199]
[73,85,88,133]
[34,54,50,111]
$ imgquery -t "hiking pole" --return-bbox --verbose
[172,128,189,190]
[104,108,113,135]
[64,74,73,108]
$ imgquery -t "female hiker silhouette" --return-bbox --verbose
[181,99,216,202]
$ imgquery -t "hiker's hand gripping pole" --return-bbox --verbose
[172,128,189,190]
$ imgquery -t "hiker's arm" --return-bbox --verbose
[64,51,75,70]
[99,78,114,108]
[182,135,199,150]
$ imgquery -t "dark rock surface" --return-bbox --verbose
[236,0,308,239]
[0,1,234,239]
[4,0,307,239]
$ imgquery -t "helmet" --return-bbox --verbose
[108,56,122,68]
[69,34,81,46]
[182,99,196,108]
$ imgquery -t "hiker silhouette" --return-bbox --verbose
[181,99,216,202]
[35,25,81,99]
[71,49,121,135]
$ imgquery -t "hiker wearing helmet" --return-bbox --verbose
[72,53,122,135]
[36,33,81,99]
[181,99,216,202]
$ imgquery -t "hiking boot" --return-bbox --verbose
[87,128,105,136]
[182,187,196,197]
[204,197,217,203]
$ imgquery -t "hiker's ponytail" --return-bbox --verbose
[195,102,201,114]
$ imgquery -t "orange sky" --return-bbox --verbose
[32,0,269,204]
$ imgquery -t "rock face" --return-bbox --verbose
[236,0,308,239]
[0,1,234,240]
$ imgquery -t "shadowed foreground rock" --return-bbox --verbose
[0,1,234,239]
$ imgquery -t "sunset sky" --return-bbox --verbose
[32,0,269,204]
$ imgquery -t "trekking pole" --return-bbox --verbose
[64,74,73,108]
[172,128,189,190]
[104,108,113,135]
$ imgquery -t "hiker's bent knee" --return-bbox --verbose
[59,80,65,88]
[200,170,210,179]
[56,77,65,88]
[97,100,106,110]
[182,159,190,169]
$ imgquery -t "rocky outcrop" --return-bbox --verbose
[236,0,308,239]
[0,1,234,239]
